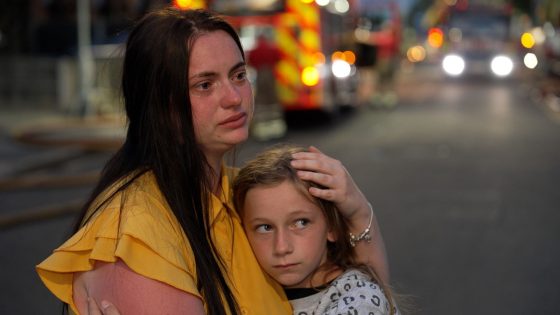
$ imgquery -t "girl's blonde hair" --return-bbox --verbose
[233,143,397,314]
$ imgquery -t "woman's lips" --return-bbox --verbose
[219,112,247,128]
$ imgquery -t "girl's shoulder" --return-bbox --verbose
[329,268,383,296]
[321,268,393,315]
[334,268,374,282]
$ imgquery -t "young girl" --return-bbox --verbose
[233,144,398,315]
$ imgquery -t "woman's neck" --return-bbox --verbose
[205,152,224,195]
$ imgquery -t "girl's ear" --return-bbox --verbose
[327,230,337,243]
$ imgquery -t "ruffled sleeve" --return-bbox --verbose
[36,175,199,314]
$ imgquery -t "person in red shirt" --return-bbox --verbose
[247,34,286,140]
[371,21,399,108]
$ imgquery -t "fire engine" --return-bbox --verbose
[174,0,359,114]
[425,0,519,78]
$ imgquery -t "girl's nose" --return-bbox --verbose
[273,230,293,256]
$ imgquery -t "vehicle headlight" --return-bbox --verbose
[490,55,514,77]
[442,54,465,76]
[523,53,538,69]
[331,60,351,78]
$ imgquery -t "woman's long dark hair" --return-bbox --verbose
[72,8,242,315]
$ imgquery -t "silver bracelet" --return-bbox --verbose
[349,203,374,247]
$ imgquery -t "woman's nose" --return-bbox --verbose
[221,81,242,108]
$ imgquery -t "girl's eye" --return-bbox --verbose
[293,219,309,229]
[255,224,272,233]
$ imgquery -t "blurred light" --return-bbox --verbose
[332,60,351,78]
[331,50,355,64]
[442,54,465,76]
[428,28,444,48]
[334,0,349,13]
[407,45,426,63]
[543,22,556,38]
[174,0,205,9]
[331,51,344,61]
[343,51,356,64]
[354,28,370,42]
[312,52,326,65]
[301,0,314,3]
[520,32,535,49]
[174,0,191,9]
[490,55,514,77]
[531,27,546,45]
[302,66,320,86]
[316,0,329,6]
[524,53,538,69]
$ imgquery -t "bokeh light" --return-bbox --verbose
[524,53,538,69]
[331,60,351,78]
[428,27,444,48]
[301,66,319,86]
[520,32,535,49]
[442,54,465,76]
[491,55,514,77]
[407,45,426,63]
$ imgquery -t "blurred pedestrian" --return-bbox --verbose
[247,34,287,141]
[371,21,399,109]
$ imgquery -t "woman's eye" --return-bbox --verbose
[196,82,211,90]
[234,71,247,82]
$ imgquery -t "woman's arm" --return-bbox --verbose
[291,146,390,284]
[74,259,205,315]
[87,298,120,315]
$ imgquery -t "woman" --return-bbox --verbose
[37,7,388,315]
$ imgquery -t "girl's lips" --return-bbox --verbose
[274,263,298,269]
[219,112,247,128]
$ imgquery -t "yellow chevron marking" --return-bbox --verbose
[277,83,297,104]
[300,28,320,52]
[277,59,300,87]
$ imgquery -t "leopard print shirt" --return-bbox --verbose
[289,269,396,315]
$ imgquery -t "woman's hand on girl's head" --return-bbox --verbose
[290,146,369,220]
[291,146,390,284]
